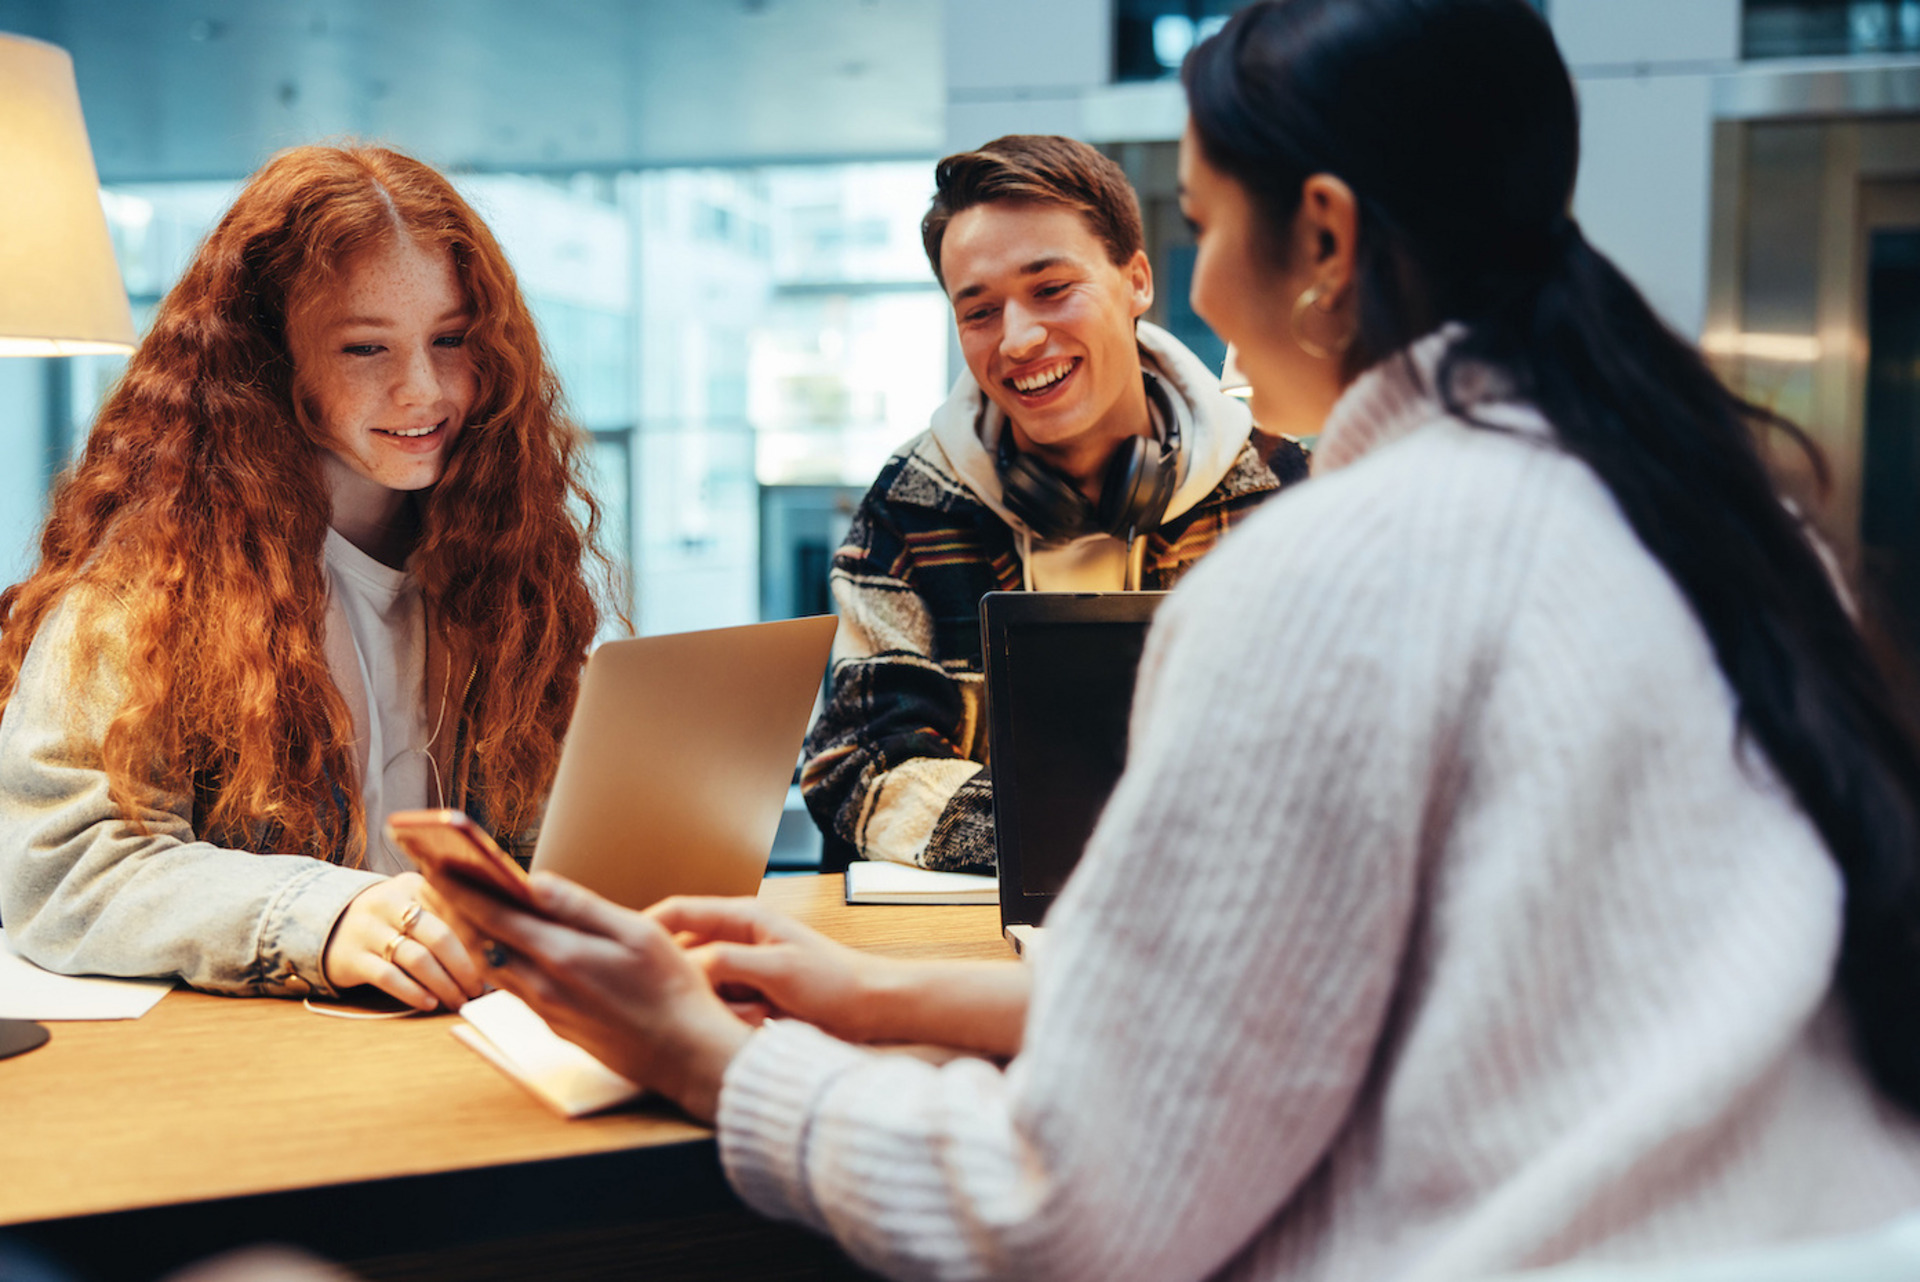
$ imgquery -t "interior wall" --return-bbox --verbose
[1553,0,1742,339]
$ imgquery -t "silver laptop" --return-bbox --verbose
[529,614,837,909]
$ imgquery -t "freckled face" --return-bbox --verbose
[941,201,1153,460]
[288,236,477,503]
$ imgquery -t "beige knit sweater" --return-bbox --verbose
[717,336,1920,1281]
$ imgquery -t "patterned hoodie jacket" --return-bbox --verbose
[801,322,1309,872]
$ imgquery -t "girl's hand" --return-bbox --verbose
[321,872,485,1010]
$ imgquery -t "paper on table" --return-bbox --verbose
[844,861,998,905]
[0,928,173,1020]
[456,989,641,1118]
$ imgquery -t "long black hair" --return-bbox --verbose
[1186,0,1920,1113]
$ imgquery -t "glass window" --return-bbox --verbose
[0,159,949,639]
[1112,2,1549,84]
[624,161,947,635]
[1114,0,1246,82]
[1745,1,1920,58]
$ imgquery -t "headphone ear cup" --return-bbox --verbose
[999,450,1098,541]
[1097,436,1177,540]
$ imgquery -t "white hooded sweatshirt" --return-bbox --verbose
[926,320,1254,590]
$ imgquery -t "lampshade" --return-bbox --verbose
[0,32,134,356]
[1219,344,1252,399]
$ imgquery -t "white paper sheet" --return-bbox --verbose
[0,928,174,1020]
[456,989,641,1118]
[843,862,999,904]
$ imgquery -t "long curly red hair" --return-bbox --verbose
[0,144,617,864]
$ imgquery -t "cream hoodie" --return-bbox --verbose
[926,321,1254,590]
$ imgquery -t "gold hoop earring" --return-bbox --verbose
[1289,284,1353,362]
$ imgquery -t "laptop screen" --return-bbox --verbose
[982,592,1166,928]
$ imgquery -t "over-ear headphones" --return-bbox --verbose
[995,377,1180,544]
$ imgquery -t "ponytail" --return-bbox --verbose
[1444,228,1920,1111]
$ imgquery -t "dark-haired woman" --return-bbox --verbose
[422,1,1920,1277]
[0,145,610,1010]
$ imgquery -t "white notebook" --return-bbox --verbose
[455,990,640,1118]
[843,861,998,905]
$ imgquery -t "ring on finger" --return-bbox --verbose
[382,931,408,965]
[482,940,510,968]
[397,901,424,937]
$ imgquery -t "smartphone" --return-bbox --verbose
[386,809,535,908]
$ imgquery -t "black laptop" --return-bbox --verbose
[980,591,1167,947]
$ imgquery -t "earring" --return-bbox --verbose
[1289,284,1353,362]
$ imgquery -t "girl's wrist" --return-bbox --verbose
[673,1010,754,1123]
[855,956,926,1045]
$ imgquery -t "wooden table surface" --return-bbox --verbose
[0,874,1007,1264]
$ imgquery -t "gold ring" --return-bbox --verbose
[382,931,407,965]
[397,901,424,937]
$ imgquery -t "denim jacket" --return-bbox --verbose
[0,592,419,998]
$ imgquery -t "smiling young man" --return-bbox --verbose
[802,134,1309,873]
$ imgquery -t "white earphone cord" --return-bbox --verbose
[416,596,452,809]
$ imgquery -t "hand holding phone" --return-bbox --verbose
[386,810,535,908]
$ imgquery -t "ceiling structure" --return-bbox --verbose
[0,0,945,182]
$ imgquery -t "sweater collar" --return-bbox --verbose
[1312,323,1548,478]
[1311,326,1460,478]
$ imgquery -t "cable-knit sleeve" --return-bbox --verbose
[718,453,1508,1281]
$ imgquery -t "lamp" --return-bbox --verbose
[1219,344,1252,399]
[0,32,134,356]
[0,31,130,1061]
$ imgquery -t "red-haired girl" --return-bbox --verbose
[0,144,611,1010]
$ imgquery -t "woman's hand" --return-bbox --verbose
[321,872,486,1010]
[426,870,753,1122]
[648,896,887,1042]
[654,895,1030,1057]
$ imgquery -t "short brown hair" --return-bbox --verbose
[921,135,1145,287]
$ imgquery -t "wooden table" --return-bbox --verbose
[0,875,1007,1281]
